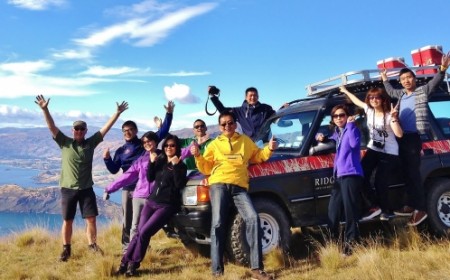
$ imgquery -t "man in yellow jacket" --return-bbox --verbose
[190,111,277,280]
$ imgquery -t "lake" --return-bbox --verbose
[0,164,121,237]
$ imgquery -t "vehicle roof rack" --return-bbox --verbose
[305,66,449,98]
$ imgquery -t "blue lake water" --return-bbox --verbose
[0,164,121,237]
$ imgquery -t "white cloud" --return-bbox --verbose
[106,0,174,18]
[0,104,125,129]
[52,49,93,60]
[0,60,53,74]
[8,0,66,10]
[74,19,146,48]
[80,65,139,77]
[163,83,201,104]
[74,3,217,48]
[130,3,217,47]
[151,71,210,77]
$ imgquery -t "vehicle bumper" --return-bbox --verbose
[172,204,212,245]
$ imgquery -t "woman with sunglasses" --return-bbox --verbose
[340,86,403,221]
[317,104,364,256]
[117,134,187,276]
[104,131,166,245]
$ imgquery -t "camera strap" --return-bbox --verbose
[371,109,387,145]
[205,94,219,116]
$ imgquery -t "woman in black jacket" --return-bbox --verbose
[117,134,187,276]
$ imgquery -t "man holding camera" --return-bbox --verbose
[208,86,275,141]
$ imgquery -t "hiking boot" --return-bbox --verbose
[59,245,71,262]
[88,243,104,255]
[379,212,390,221]
[407,210,428,226]
[125,262,139,277]
[115,262,128,275]
[394,206,414,217]
[361,207,381,221]
[250,269,275,280]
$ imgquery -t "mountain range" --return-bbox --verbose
[0,125,220,214]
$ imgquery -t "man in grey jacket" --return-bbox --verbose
[381,52,449,226]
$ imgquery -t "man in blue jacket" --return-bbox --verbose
[208,86,275,141]
[103,101,174,253]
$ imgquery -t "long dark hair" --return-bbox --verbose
[160,134,182,160]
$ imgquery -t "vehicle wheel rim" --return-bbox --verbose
[259,213,280,254]
[437,191,450,227]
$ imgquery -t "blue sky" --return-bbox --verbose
[0,0,449,131]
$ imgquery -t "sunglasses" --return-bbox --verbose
[74,127,86,131]
[220,121,234,127]
[122,128,135,133]
[194,124,206,129]
[332,113,347,119]
[164,144,176,148]
[368,96,382,100]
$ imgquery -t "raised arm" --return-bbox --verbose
[389,103,403,138]
[422,52,450,95]
[381,69,403,98]
[208,86,229,113]
[99,101,128,137]
[339,86,365,108]
[156,101,174,142]
[35,95,60,138]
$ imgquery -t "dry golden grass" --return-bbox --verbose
[1,222,450,279]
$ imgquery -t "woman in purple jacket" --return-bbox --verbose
[318,104,363,256]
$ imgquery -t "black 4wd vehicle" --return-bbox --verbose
[167,67,450,264]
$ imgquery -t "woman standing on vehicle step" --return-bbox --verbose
[340,86,403,221]
[317,104,363,256]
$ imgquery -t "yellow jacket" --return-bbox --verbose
[195,132,272,189]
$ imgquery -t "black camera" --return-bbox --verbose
[208,85,220,96]
[373,140,385,149]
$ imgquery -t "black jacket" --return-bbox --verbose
[146,158,187,206]
[210,95,275,141]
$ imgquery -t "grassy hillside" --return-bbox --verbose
[1,221,450,279]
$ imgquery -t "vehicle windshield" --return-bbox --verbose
[262,111,317,151]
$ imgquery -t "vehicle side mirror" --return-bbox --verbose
[309,140,336,156]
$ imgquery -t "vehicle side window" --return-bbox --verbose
[430,101,450,139]
[310,105,368,156]
[270,111,316,151]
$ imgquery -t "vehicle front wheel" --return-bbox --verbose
[226,198,290,265]
[426,178,450,236]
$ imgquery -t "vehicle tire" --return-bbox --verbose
[426,178,450,236]
[227,198,290,265]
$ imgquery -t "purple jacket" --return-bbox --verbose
[105,147,191,198]
[330,122,363,178]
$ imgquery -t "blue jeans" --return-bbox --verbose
[209,183,263,275]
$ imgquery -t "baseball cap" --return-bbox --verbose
[73,120,87,129]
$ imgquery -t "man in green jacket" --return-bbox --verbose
[179,119,213,170]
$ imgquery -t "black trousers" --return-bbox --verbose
[362,148,400,213]
[328,175,362,243]
[397,133,425,211]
